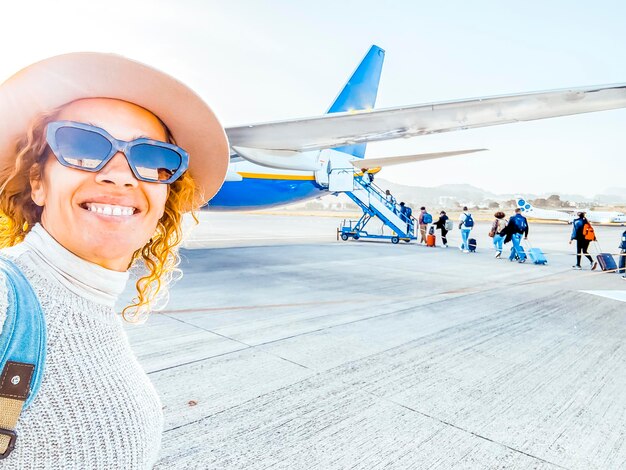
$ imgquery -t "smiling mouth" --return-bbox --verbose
[81,202,137,216]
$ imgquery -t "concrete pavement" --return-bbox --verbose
[123,213,626,469]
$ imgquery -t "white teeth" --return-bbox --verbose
[85,203,136,217]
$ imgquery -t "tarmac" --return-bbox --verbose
[122,212,626,469]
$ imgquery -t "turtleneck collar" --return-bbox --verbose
[15,223,129,307]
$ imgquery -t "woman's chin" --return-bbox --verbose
[77,234,144,270]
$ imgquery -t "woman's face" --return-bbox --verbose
[30,98,169,271]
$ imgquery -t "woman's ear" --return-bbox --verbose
[29,163,46,207]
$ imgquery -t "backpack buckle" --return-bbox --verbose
[0,428,17,459]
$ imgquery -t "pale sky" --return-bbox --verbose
[2,0,625,197]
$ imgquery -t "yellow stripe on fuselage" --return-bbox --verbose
[238,172,315,181]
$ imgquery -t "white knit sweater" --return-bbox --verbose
[0,225,163,469]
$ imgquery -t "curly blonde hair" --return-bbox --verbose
[0,107,199,322]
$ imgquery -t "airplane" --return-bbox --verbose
[516,198,626,224]
[204,45,626,211]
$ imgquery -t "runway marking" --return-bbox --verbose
[182,235,332,244]
[186,236,330,240]
[581,290,626,303]
[157,298,356,314]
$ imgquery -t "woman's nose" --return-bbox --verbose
[94,152,138,187]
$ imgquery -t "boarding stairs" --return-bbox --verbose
[338,175,416,243]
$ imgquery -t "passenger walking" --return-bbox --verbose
[385,189,395,205]
[385,189,396,212]
[569,212,598,270]
[0,53,229,466]
[399,202,412,234]
[418,207,432,244]
[490,211,508,258]
[361,168,374,185]
[504,208,529,262]
[458,206,474,252]
[618,230,626,280]
[433,211,450,247]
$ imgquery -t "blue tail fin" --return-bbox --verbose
[328,45,385,158]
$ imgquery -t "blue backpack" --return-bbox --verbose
[514,215,528,233]
[620,230,626,250]
[0,256,46,459]
[464,213,474,228]
[422,213,433,224]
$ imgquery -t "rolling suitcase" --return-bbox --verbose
[468,238,477,252]
[594,242,617,272]
[597,253,617,272]
[427,234,436,247]
[526,241,547,265]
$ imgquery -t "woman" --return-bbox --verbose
[432,211,450,247]
[457,206,473,252]
[0,53,229,467]
[490,211,508,258]
[569,212,598,270]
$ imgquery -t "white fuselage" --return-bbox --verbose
[516,198,625,224]
[522,207,626,224]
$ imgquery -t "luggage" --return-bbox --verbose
[528,248,547,265]
[444,219,454,231]
[468,238,477,252]
[526,241,547,265]
[583,223,596,241]
[594,241,617,272]
[427,234,436,247]
[597,253,617,272]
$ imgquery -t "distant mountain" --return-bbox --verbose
[371,179,625,209]
[292,180,624,212]
[374,179,509,209]
[596,187,626,204]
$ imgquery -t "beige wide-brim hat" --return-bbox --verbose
[0,52,229,210]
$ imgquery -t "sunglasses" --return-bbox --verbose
[45,121,189,184]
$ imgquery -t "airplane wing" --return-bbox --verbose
[351,149,487,168]
[226,84,626,151]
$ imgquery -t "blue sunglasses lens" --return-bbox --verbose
[131,143,182,182]
[53,125,183,182]
[55,126,112,169]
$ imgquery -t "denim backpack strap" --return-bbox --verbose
[0,256,46,459]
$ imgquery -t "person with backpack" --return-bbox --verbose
[490,211,508,258]
[569,212,598,270]
[433,211,451,247]
[617,230,626,280]
[458,206,474,252]
[418,207,432,244]
[0,53,229,466]
[503,208,529,262]
[399,202,413,234]
[360,168,374,185]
